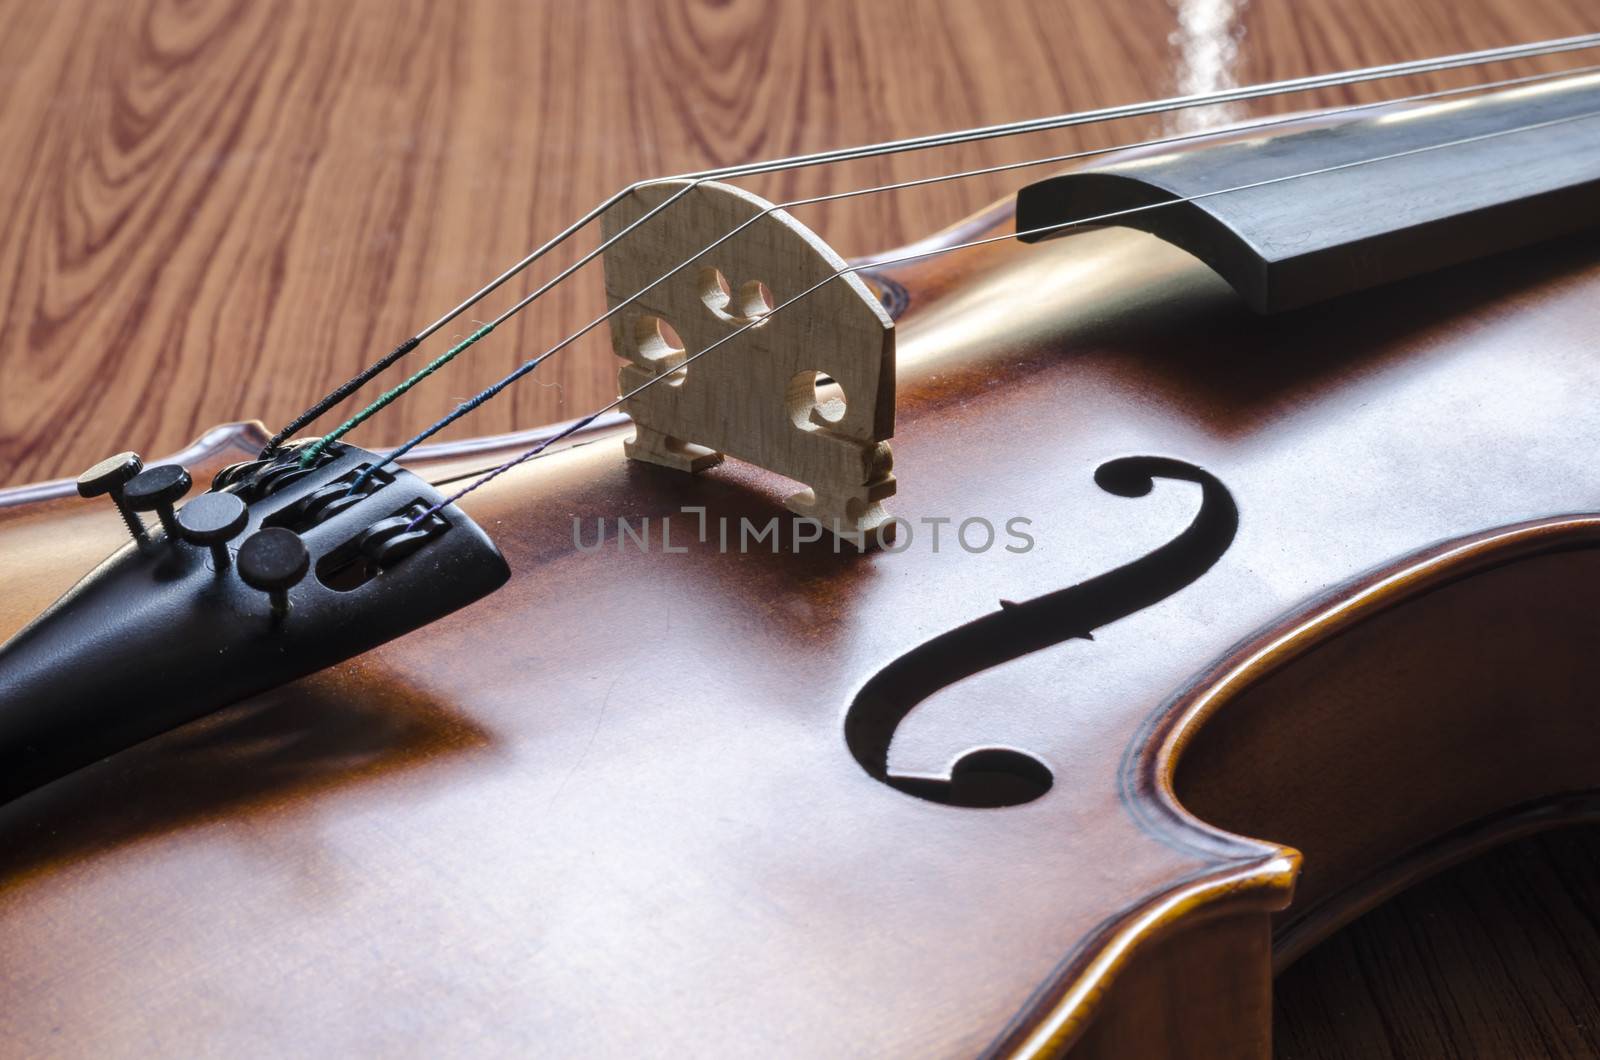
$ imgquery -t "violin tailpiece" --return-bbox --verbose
[601,180,897,547]
[0,442,510,803]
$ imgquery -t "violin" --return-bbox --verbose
[3,7,1600,1057]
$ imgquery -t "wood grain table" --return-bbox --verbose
[1,0,1592,488]
[1,2,1597,1056]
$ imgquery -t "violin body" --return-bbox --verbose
[4,3,1600,1056]
[4,190,1600,1054]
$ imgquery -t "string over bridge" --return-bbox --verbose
[602,180,896,546]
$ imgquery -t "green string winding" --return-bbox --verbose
[298,323,496,466]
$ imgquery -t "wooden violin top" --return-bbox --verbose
[5,196,1600,1055]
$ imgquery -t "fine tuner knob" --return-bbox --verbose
[237,527,309,621]
[77,451,147,543]
[124,465,193,542]
[176,491,249,572]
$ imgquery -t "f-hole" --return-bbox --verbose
[843,456,1238,808]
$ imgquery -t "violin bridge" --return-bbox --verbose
[601,180,896,547]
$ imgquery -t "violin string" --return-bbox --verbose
[407,105,1600,528]
[263,33,1600,454]
[423,432,614,490]
[302,41,1600,462]
[269,181,709,458]
[338,63,1598,494]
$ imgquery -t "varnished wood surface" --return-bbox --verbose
[1276,827,1600,1059]
[1,0,1595,487]
[6,196,1600,1054]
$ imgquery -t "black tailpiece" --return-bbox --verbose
[0,441,509,802]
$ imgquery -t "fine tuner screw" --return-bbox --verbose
[176,491,249,572]
[237,527,310,621]
[124,465,193,543]
[76,452,148,544]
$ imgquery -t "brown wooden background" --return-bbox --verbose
[2,2,1599,1055]
[0,0,1592,489]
